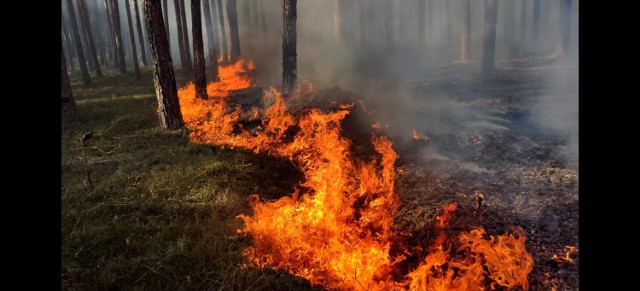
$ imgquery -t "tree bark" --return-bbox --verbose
[162,0,170,49]
[203,0,220,81]
[173,0,193,74]
[460,0,471,63]
[418,0,426,45]
[282,0,297,96]
[111,0,128,74]
[142,0,184,130]
[481,0,498,78]
[133,0,149,66]
[125,0,141,79]
[553,0,572,56]
[62,41,77,118]
[179,0,193,67]
[226,0,241,62]
[192,0,208,99]
[104,0,117,66]
[215,0,228,63]
[66,0,91,87]
[61,10,76,72]
[91,7,108,66]
[77,0,102,77]
[531,0,541,42]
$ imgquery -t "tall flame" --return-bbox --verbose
[177,60,533,290]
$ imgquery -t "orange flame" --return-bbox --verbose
[412,129,425,141]
[552,245,577,264]
[177,60,534,290]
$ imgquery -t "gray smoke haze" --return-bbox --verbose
[73,0,577,164]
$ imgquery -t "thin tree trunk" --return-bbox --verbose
[142,0,184,130]
[181,0,194,73]
[531,0,540,42]
[62,41,77,118]
[258,0,267,41]
[418,0,426,45]
[92,7,108,65]
[174,0,190,74]
[192,0,208,99]
[460,0,471,63]
[61,10,76,72]
[162,0,170,49]
[553,0,572,56]
[282,0,297,96]
[203,0,220,81]
[215,0,228,63]
[226,0,241,62]
[66,0,91,87]
[111,0,128,74]
[104,0,117,66]
[520,0,527,44]
[77,0,102,77]
[133,0,149,66]
[481,0,498,78]
[79,17,95,71]
[125,0,141,79]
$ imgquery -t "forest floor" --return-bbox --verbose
[62,56,578,290]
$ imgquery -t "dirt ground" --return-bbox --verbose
[346,56,579,290]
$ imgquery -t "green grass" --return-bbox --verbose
[61,67,315,290]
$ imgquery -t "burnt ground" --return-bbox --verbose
[344,56,579,290]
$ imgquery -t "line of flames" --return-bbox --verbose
[176,59,533,290]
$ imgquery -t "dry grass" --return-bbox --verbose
[61,67,316,290]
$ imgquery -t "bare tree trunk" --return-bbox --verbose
[481,0,498,78]
[61,11,76,72]
[282,0,297,96]
[215,0,228,63]
[133,0,149,66]
[179,0,193,67]
[531,0,541,42]
[174,0,192,75]
[553,0,572,57]
[77,0,102,77]
[66,0,91,87]
[460,0,471,63]
[104,0,117,66]
[226,0,241,62]
[111,0,128,74]
[162,0,170,48]
[258,0,267,41]
[418,0,426,45]
[203,0,220,81]
[91,8,108,66]
[125,0,141,79]
[62,41,77,118]
[142,0,184,130]
[192,0,208,99]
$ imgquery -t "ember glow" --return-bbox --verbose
[552,245,577,264]
[412,129,425,141]
[177,60,534,290]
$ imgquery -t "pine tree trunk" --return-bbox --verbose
[215,0,228,63]
[66,0,91,87]
[142,0,184,130]
[282,0,297,96]
[162,0,170,48]
[133,0,149,66]
[111,0,128,74]
[258,0,267,41]
[61,12,76,73]
[173,0,190,75]
[531,0,540,42]
[460,0,471,63]
[481,0,498,78]
[203,0,219,81]
[226,0,241,62]
[77,0,102,77]
[92,8,108,66]
[125,0,141,79]
[62,41,77,118]
[192,0,208,99]
[180,0,193,70]
[104,0,117,66]
[418,0,426,45]
[553,0,572,56]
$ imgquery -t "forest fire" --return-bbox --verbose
[177,60,534,290]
